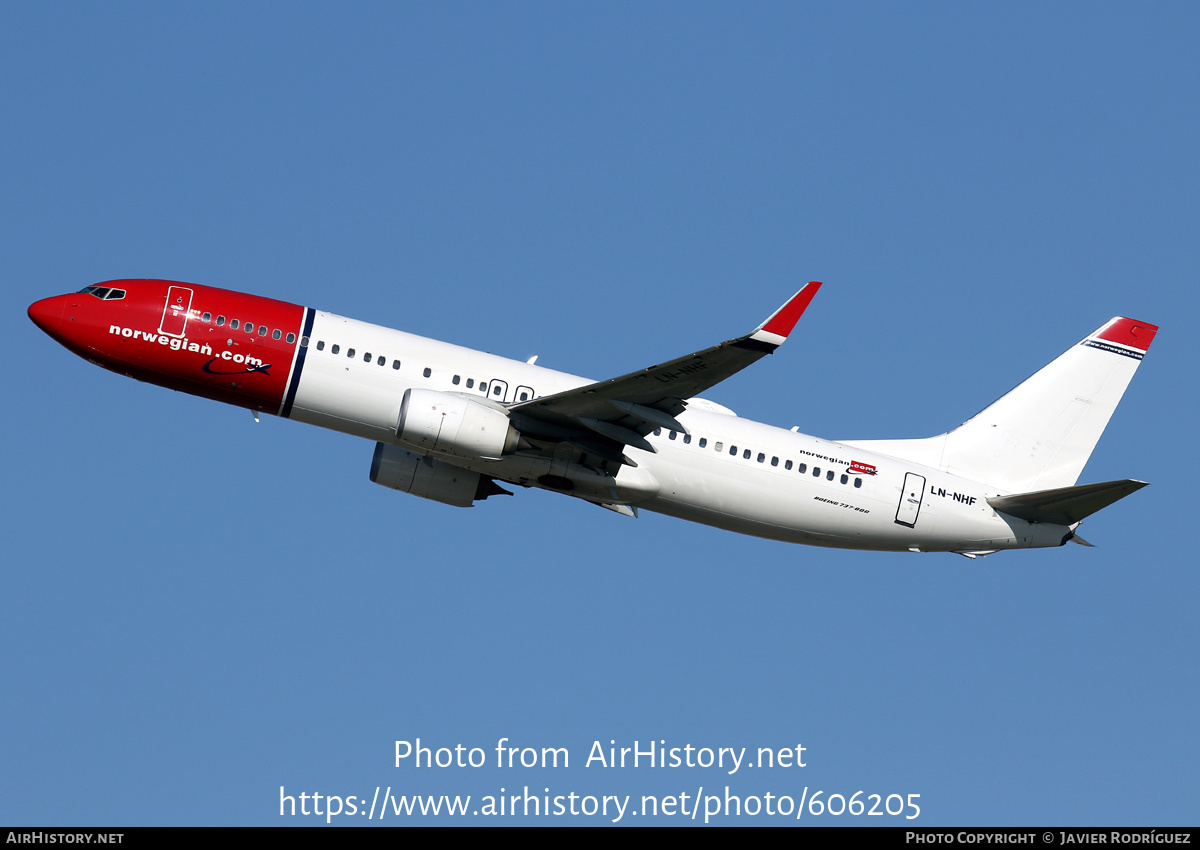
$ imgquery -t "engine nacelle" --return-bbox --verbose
[396,388,520,460]
[370,443,497,507]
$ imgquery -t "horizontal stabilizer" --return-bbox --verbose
[988,479,1147,526]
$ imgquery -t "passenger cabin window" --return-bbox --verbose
[217,316,226,326]
[683,434,691,444]
[785,460,793,470]
[423,368,431,378]
[757,453,765,463]
[331,344,339,354]
[202,312,212,322]
[466,379,474,388]
[347,348,355,358]
[316,340,324,350]
[798,463,807,474]
[377,356,385,366]
[290,333,298,344]
[699,438,707,448]
[245,323,254,334]
[273,329,281,340]
[259,326,267,337]
[854,478,862,488]
[668,431,676,440]
[364,352,372,362]
[840,474,848,484]
[771,456,778,466]
[812,467,820,477]
[392,360,400,370]
[230,319,239,330]
[826,470,835,481]
[715,442,722,452]
[729,446,737,456]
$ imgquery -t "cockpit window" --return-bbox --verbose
[76,286,126,300]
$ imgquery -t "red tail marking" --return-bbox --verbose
[1096,317,1158,352]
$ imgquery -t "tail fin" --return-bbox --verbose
[844,317,1157,493]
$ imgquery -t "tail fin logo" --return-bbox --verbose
[1083,317,1159,360]
[1082,339,1146,360]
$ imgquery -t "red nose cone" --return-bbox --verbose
[28,295,65,336]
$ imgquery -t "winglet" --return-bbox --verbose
[749,281,822,347]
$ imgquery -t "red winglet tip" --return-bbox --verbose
[760,281,822,338]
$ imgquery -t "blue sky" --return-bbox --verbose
[3,2,1196,825]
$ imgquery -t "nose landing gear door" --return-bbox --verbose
[159,286,194,338]
[895,472,926,528]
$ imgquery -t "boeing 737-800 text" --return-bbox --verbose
[28,280,1156,556]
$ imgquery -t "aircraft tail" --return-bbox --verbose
[843,317,1157,493]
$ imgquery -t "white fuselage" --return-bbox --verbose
[287,310,1067,553]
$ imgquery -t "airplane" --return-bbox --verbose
[27,279,1156,556]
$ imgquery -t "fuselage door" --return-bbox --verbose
[488,379,509,403]
[895,472,927,528]
[159,286,194,337]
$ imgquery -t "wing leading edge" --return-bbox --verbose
[507,282,821,465]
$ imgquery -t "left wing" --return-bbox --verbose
[507,282,821,465]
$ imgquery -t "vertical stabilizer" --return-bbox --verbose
[844,317,1157,493]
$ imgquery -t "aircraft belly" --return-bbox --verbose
[638,449,890,547]
[636,442,1064,551]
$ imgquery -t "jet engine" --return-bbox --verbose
[369,443,510,507]
[396,388,520,460]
